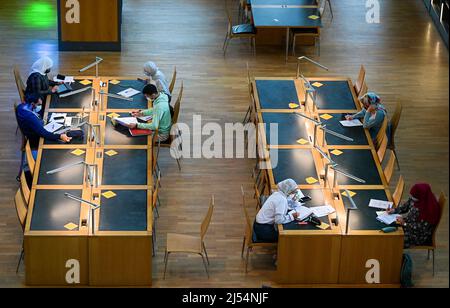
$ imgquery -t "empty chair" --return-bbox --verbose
[406,192,446,276]
[240,186,277,273]
[13,65,26,103]
[160,81,183,171]
[388,102,402,170]
[223,0,256,56]
[152,171,161,256]
[377,133,388,163]
[383,151,397,185]
[164,196,214,279]
[392,175,405,208]
[354,65,366,97]
[14,188,28,273]
[169,66,177,94]
[290,27,321,56]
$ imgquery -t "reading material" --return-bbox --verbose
[44,122,63,133]
[114,117,138,127]
[376,213,400,225]
[117,88,140,98]
[294,205,314,221]
[340,119,363,127]
[311,205,336,218]
[368,199,394,210]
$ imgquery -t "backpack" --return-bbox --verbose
[400,253,414,288]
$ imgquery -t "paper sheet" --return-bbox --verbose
[368,199,394,210]
[311,205,336,218]
[117,88,140,98]
[340,119,363,127]
[376,213,400,225]
[54,76,75,83]
[49,113,67,124]
[294,205,313,221]
[44,122,63,133]
[115,117,138,126]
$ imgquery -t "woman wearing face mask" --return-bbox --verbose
[345,92,387,140]
[25,56,59,106]
[142,61,171,101]
[253,179,303,243]
[387,183,441,248]
[16,94,72,152]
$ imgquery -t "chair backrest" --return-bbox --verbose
[393,175,405,207]
[384,150,396,185]
[375,117,389,150]
[14,102,27,151]
[172,81,183,125]
[318,0,327,17]
[200,195,215,241]
[20,171,31,205]
[25,140,35,176]
[225,0,233,31]
[254,169,269,208]
[15,188,28,232]
[354,65,366,96]
[432,192,447,247]
[152,131,160,172]
[377,133,388,163]
[13,65,26,103]
[152,171,161,209]
[389,102,402,149]
[241,187,254,245]
[169,66,177,94]
[359,80,368,98]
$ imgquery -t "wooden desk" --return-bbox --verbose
[251,0,321,60]
[253,77,404,287]
[24,77,153,286]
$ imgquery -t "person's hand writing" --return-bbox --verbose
[345,115,354,121]
[60,134,72,143]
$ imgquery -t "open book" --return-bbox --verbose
[294,205,314,221]
[340,119,363,127]
[114,117,138,127]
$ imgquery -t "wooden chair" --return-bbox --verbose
[388,102,402,170]
[169,66,177,94]
[253,168,269,210]
[374,117,388,150]
[392,175,404,208]
[164,196,214,279]
[152,171,161,256]
[14,187,28,273]
[406,192,446,276]
[13,65,26,103]
[223,0,256,56]
[240,186,277,273]
[25,140,36,177]
[354,65,366,97]
[359,80,368,98]
[319,0,334,20]
[160,81,183,171]
[152,131,161,185]
[14,102,27,181]
[20,171,31,205]
[243,62,254,125]
[383,151,397,185]
[377,133,388,163]
[290,27,321,56]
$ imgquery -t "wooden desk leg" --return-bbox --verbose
[285,27,290,62]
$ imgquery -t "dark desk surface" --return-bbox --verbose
[319,113,369,146]
[271,149,319,185]
[45,112,88,145]
[105,113,148,146]
[38,149,86,185]
[107,80,148,110]
[341,189,395,230]
[102,149,148,186]
[30,189,82,231]
[310,80,357,111]
[262,112,309,145]
[331,149,382,186]
[251,0,318,5]
[99,190,147,231]
[283,189,331,230]
[50,81,93,109]
[256,80,300,109]
[252,7,322,27]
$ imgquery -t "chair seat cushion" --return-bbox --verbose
[167,233,202,253]
[232,24,256,35]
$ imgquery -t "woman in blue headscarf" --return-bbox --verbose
[346,92,387,140]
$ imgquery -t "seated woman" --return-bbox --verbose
[345,92,387,140]
[143,61,171,100]
[25,57,59,111]
[254,179,303,243]
[388,183,441,248]
[17,94,72,151]
[127,84,172,142]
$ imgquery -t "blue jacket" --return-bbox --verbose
[16,103,60,149]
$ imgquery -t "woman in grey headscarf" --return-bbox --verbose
[143,61,171,97]
[254,179,303,242]
[25,56,59,105]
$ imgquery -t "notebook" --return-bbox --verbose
[129,128,153,137]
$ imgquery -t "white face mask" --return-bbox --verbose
[34,105,42,114]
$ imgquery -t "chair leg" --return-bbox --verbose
[252,37,256,56]
[432,250,435,276]
[16,248,24,274]
[292,35,296,56]
[222,32,229,51]
[328,0,334,20]
[241,236,246,258]
[200,254,210,278]
[163,251,170,279]
[152,229,156,257]
[427,249,431,260]
[176,158,181,171]
[393,149,401,171]
[17,151,25,182]
[223,36,230,56]
[157,195,161,207]
[317,37,321,56]
[245,247,251,273]
[202,242,210,265]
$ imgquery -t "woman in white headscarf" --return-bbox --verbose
[143,61,171,98]
[25,56,59,105]
[254,179,303,242]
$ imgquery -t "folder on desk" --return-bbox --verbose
[129,128,153,137]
